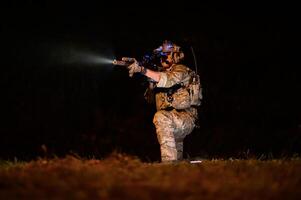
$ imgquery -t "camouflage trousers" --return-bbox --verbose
[153,108,197,162]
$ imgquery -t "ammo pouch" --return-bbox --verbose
[154,83,191,110]
[170,71,202,109]
[170,87,191,109]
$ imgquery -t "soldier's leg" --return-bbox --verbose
[171,110,196,160]
[153,110,177,162]
[175,138,184,160]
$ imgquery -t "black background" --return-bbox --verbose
[1,2,300,161]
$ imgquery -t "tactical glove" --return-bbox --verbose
[127,60,143,77]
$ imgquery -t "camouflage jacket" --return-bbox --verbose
[155,64,193,111]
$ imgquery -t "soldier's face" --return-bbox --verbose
[160,53,173,69]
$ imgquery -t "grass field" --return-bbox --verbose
[1,153,300,200]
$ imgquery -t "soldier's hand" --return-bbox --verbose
[127,59,142,77]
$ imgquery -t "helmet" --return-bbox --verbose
[154,40,184,63]
[154,40,181,53]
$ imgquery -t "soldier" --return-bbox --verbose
[127,40,200,163]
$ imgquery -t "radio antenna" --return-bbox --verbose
[190,46,198,74]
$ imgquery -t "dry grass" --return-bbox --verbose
[1,153,301,200]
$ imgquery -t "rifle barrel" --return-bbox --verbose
[112,60,128,66]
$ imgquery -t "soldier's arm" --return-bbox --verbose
[125,59,161,81]
[156,65,188,88]
[141,65,188,88]
[143,68,161,82]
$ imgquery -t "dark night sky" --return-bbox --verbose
[1,2,300,161]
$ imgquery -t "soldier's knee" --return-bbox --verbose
[153,110,172,125]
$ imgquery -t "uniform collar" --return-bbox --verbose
[165,64,176,72]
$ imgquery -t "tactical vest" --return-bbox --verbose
[153,66,202,111]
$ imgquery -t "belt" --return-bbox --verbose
[162,107,186,112]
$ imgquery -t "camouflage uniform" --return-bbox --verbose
[153,64,198,162]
